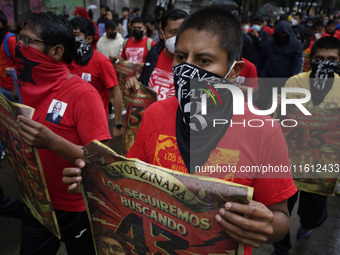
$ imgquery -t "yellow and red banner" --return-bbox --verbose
[0,94,60,238]
[282,105,340,196]
[82,140,253,255]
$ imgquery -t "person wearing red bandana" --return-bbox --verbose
[6,12,111,255]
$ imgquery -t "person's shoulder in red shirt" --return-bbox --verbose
[0,32,17,91]
[321,30,340,39]
[263,26,274,36]
[334,30,340,39]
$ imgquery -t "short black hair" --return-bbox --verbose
[160,9,188,31]
[122,7,129,12]
[176,7,242,66]
[327,19,336,26]
[105,20,117,30]
[311,36,340,59]
[25,12,75,64]
[130,17,145,26]
[133,7,140,13]
[70,17,95,38]
[253,15,264,23]
[109,10,119,21]
[313,19,323,28]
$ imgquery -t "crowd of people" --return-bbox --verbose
[0,3,339,255]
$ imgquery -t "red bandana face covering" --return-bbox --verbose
[15,43,70,118]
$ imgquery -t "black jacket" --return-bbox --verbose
[247,30,269,68]
[259,21,303,78]
[138,40,165,86]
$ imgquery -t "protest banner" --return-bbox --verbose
[122,82,157,156]
[0,94,60,238]
[82,140,253,255]
[282,105,340,196]
[114,61,138,106]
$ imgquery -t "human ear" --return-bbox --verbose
[49,45,64,61]
[86,35,93,43]
[229,60,245,79]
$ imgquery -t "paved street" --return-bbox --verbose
[1,131,340,254]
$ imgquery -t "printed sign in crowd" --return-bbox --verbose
[122,82,157,156]
[282,105,340,196]
[0,94,60,238]
[114,61,138,107]
[81,140,254,255]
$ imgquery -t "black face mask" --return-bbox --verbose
[274,34,289,44]
[108,32,117,39]
[74,37,93,66]
[132,29,144,40]
[172,62,234,173]
[310,60,339,106]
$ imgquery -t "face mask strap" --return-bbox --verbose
[224,61,236,78]
[161,29,167,41]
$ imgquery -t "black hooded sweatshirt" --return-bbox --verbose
[259,21,303,78]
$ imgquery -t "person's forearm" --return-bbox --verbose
[48,134,83,164]
[267,210,290,243]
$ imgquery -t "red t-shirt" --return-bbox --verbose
[69,50,118,116]
[0,33,16,91]
[263,26,274,36]
[128,96,297,255]
[303,41,313,72]
[148,49,175,100]
[121,37,156,64]
[35,75,111,211]
[8,38,111,211]
[238,57,258,90]
[321,30,340,39]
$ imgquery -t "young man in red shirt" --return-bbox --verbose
[322,19,340,39]
[69,17,123,137]
[126,9,188,100]
[64,7,297,254]
[120,17,156,68]
[8,12,111,254]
